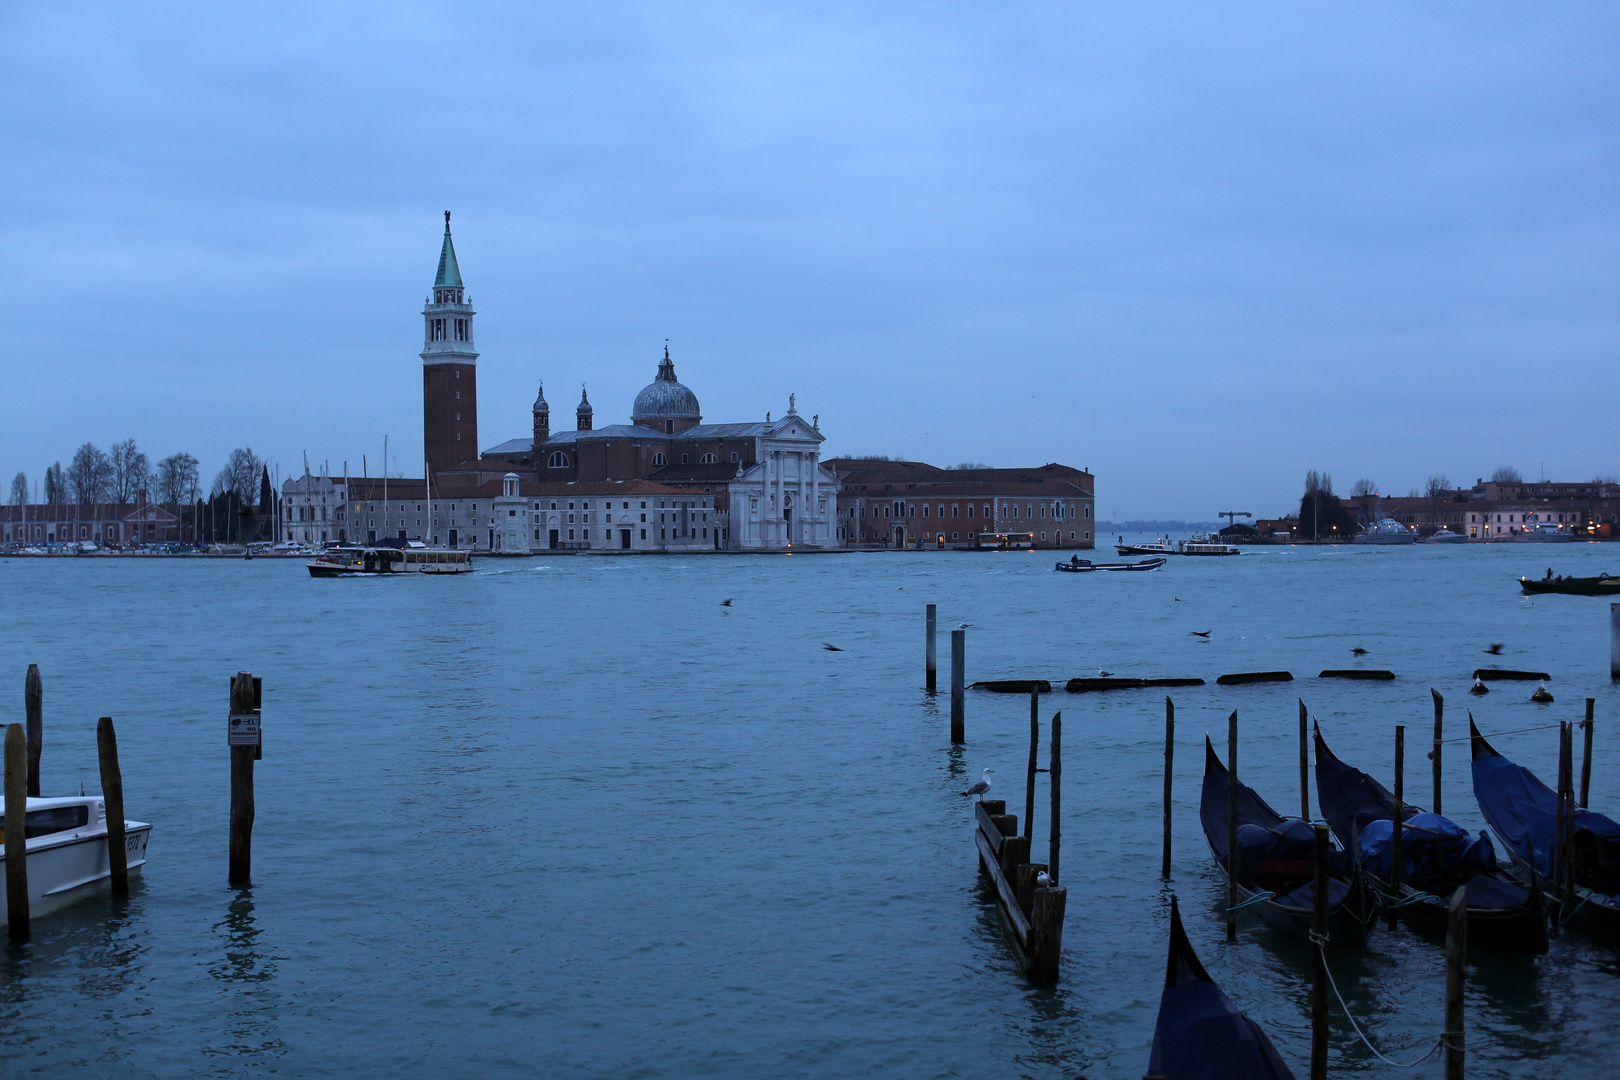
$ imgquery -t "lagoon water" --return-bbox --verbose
[2,539,1618,1078]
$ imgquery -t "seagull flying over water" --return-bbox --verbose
[1485,643,1503,655]
[1190,631,1211,638]
[1351,647,1368,656]
[960,769,994,800]
[822,643,843,651]
[958,623,975,629]
[720,599,733,607]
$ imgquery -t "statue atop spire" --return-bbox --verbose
[656,339,677,382]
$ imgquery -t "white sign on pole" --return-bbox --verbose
[228,711,261,747]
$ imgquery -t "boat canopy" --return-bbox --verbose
[1357,813,1497,880]
[1472,751,1620,880]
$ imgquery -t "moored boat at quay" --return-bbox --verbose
[1353,518,1416,544]
[1,796,152,926]
[307,540,474,577]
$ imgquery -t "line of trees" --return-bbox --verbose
[5,441,256,508]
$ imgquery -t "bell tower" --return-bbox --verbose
[422,212,478,479]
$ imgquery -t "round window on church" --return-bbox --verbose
[548,452,569,468]
[653,453,666,466]
[701,453,716,464]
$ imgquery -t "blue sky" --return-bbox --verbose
[2,2,1615,518]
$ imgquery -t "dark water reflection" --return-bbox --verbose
[1,540,1619,1077]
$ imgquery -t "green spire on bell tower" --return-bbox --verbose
[435,210,463,288]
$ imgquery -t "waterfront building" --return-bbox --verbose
[1,500,187,547]
[822,459,1095,549]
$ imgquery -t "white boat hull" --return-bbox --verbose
[1,817,151,926]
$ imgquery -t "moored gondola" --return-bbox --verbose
[1314,724,1547,954]
[1470,719,1620,945]
[1200,738,1378,947]
[1147,896,1298,1080]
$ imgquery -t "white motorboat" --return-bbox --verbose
[0,796,152,925]
[1116,536,1177,556]
[1353,518,1416,545]
[1516,522,1574,543]
[1429,529,1468,544]
[307,540,474,577]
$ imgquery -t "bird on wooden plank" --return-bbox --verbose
[1485,643,1504,655]
[720,598,733,607]
[1351,647,1369,656]
[1098,668,1114,677]
[1471,677,1489,695]
[822,643,843,651]
[960,768,994,800]
[1190,630,1211,638]
[1035,870,1052,887]
[958,622,975,629]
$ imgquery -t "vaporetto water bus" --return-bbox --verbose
[307,540,474,577]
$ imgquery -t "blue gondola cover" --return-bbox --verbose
[1357,813,1498,881]
[1472,752,1620,881]
[1149,981,1298,1080]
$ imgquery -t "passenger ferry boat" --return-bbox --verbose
[1178,534,1241,556]
[307,540,474,577]
[1,796,152,926]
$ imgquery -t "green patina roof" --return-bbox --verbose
[435,213,463,288]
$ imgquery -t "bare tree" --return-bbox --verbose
[108,438,151,504]
[212,447,264,504]
[43,462,64,505]
[68,443,111,504]
[948,462,991,470]
[1425,475,1452,498]
[1490,466,1522,484]
[1349,478,1378,498]
[156,452,199,505]
[9,472,25,507]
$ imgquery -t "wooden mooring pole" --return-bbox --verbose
[25,665,42,799]
[1581,698,1594,808]
[1559,722,1574,920]
[1611,603,1619,680]
[1048,711,1061,886]
[1024,689,1038,842]
[1432,688,1444,816]
[1389,725,1404,931]
[97,717,129,897]
[1444,887,1468,1080]
[949,630,965,744]
[228,671,259,886]
[1298,698,1309,820]
[1161,697,1174,878]
[925,604,937,693]
[1226,710,1238,943]
[5,723,29,942]
[1311,822,1330,1080]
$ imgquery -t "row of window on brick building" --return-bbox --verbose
[850,501,1092,521]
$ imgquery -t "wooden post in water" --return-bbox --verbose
[949,630,965,744]
[96,717,129,897]
[925,604,937,693]
[1444,887,1468,1080]
[1311,822,1330,1080]
[228,671,258,886]
[1389,725,1404,931]
[1581,697,1595,808]
[1611,603,1619,680]
[1024,689,1038,842]
[1298,698,1309,820]
[1226,710,1238,942]
[1161,697,1174,878]
[24,665,42,798]
[1432,688,1444,816]
[1048,711,1061,885]
[1555,725,1568,919]
[5,723,29,942]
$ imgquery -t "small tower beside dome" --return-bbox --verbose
[422,211,478,480]
[532,381,549,450]
[576,386,593,431]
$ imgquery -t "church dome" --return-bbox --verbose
[632,346,701,423]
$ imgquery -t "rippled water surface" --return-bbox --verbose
[2,540,1618,1078]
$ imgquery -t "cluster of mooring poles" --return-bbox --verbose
[926,606,1067,980]
[3,665,262,944]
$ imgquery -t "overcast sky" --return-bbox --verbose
[3,2,1615,519]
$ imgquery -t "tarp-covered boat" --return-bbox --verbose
[1314,726,1547,953]
[1200,739,1377,947]
[1147,895,1298,1080]
[1471,719,1620,943]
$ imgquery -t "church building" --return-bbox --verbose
[285,213,838,552]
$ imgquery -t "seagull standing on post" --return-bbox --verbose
[960,768,994,801]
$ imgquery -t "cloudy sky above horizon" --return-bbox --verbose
[2,2,1615,518]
